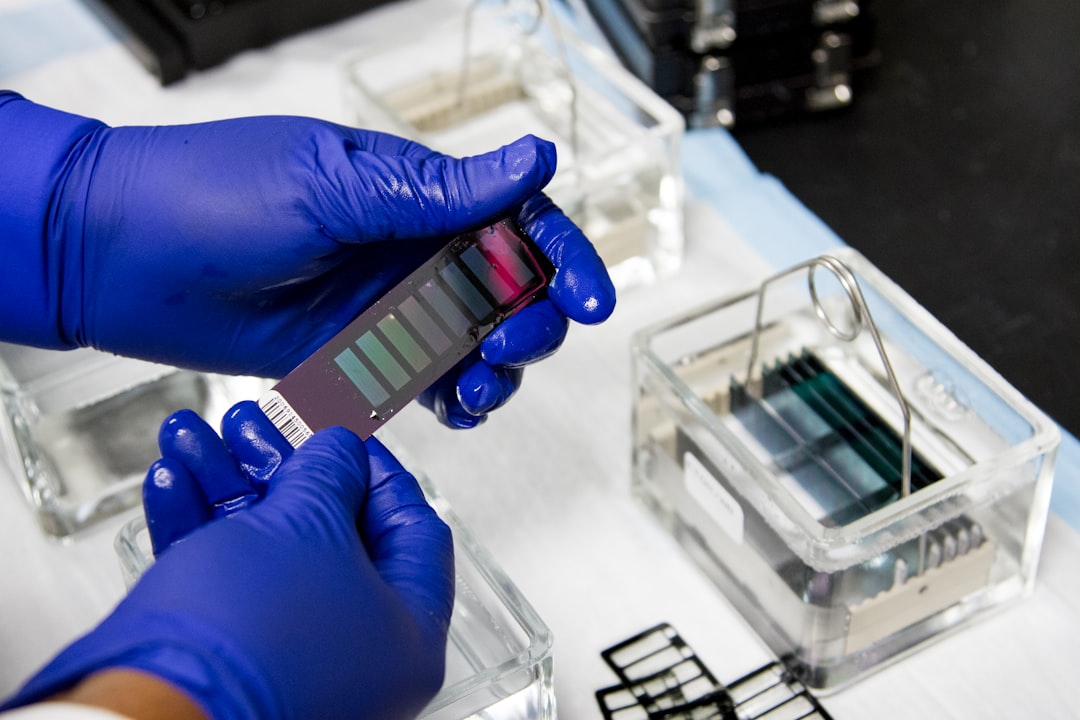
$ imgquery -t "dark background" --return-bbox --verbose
[732,0,1080,436]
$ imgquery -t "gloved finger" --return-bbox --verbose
[417,373,487,429]
[263,427,371,529]
[339,134,557,242]
[361,437,455,633]
[158,409,258,517]
[518,193,617,325]
[220,400,294,491]
[479,298,569,367]
[456,360,524,416]
[143,458,211,557]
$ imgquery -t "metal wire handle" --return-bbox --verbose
[458,0,581,158]
[744,255,914,498]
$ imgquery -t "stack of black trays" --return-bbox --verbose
[80,0,394,85]
[580,0,878,128]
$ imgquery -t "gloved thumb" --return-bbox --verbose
[359,438,455,635]
[259,427,371,536]
[336,133,558,241]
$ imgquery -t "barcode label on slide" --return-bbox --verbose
[259,390,315,448]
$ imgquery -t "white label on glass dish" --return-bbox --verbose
[683,451,744,545]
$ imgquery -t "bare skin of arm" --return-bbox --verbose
[46,670,207,720]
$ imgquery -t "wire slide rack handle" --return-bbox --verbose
[459,0,581,155]
[744,255,914,498]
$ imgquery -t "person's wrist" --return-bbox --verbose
[50,669,207,720]
[0,93,103,349]
[1,602,281,720]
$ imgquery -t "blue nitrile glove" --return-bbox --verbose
[1,411,454,720]
[145,401,295,554]
[0,91,616,428]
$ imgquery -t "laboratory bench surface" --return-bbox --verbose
[1,1,1079,719]
[734,0,1080,437]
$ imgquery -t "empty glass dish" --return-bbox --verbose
[0,343,267,538]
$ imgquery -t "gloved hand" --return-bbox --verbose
[146,400,301,554]
[0,91,616,428]
[1,404,454,720]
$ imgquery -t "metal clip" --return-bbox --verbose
[807,31,853,111]
[691,0,736,53]
[813,0,861,26]
[693,55,735,128]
